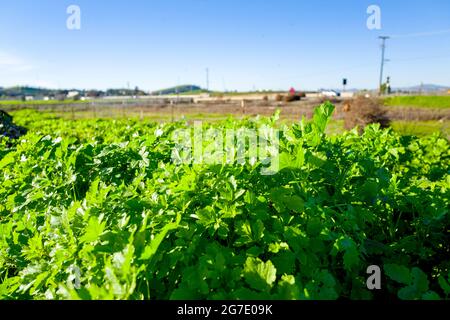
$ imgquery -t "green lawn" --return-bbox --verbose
[384,95,450,109]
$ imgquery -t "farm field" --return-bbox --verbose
[0,102,449,300]
[390,120,450,137]
[383,96,450,109]
[5,97,449,138]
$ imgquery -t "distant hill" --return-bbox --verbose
[0,86,61,98]
[0,86,147,99]
[151,85,206,95]
[393,84,450,93]
[0,85,206,99]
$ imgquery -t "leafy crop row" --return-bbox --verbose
[0,103,449,300]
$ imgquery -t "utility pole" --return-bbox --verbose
[386,76,391,95]
[379,36,390,95]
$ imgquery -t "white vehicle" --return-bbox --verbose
[320,90,340,97]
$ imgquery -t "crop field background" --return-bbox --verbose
[0,102,449,300]
[384,96,450,109]
[2,95,449,139]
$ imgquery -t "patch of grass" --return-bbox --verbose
[10,109,236,123]
[384,96,450,109]
[391,120,449,138]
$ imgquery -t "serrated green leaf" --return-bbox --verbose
[243,257,277,292]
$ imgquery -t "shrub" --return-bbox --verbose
[275,94,284,102]
[343,97,390,132]
[284,95,302,103]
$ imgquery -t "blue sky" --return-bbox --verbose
[1,0,450,91]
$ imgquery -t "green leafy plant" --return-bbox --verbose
[0,104,448,300]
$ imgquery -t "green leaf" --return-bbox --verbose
[398,285,417,300]
[438,275,450,295]
[306,218,322,237]
[140,214,181,261]
[243,257,277,292]
[196,207,216,226]
[343,247,359,271]
[411,267,429,293]
[0,153,15,169]
[231,287,271,300]
[277,274,300,300]
[384,264,412,285]
[269,188,304,213]
[235,220,264,246]
[170,283,199,300]
[80,216,107,243]
[276,152,294,171]
[284,195,305,212]
[272,251,296,275]
[306,151,327,168]
[332,237,360,271]
[313,102,335,133]
[422,291,440,300]
[294,145,305,168]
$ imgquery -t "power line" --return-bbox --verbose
[390,28,450,39]
[376,30,450,92]
[263,63,377,82]
[390,54,450,63]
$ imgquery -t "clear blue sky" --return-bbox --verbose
[1,0,450,91]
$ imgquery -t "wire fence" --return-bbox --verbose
[1,98,327,122]
[2,99,449,138]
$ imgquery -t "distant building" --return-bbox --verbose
[25,96,34,101]
[67,91,80,99]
